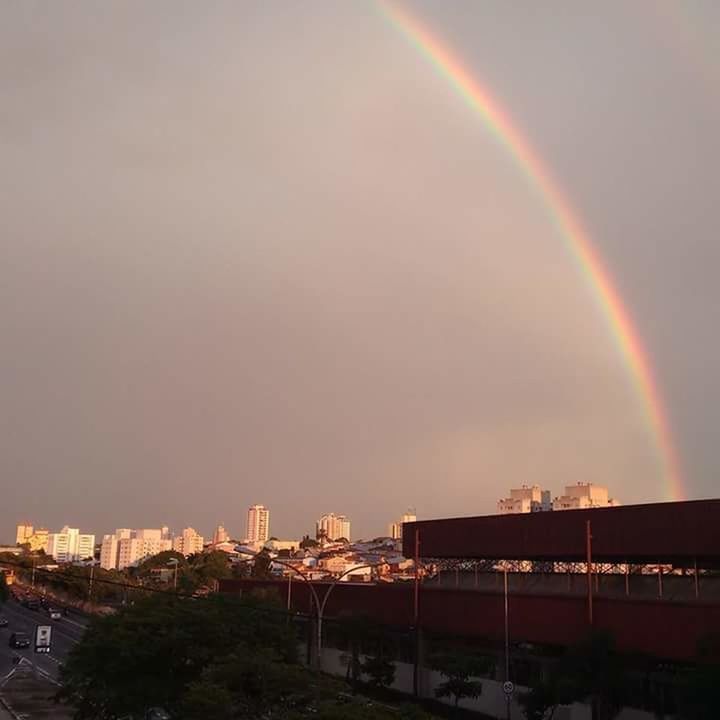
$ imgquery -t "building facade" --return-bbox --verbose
[316,513,351,542]
[212,524,229,545]
[172,527,204,557]
[15,524,34,546]
[101,528,173,570]
[27,529,49,553]
[46,526,95,563]
[389,510,417,540]
[246,505,270,544]
[100,534,119,570]
[553,482,620,511]
[497,485,552,514]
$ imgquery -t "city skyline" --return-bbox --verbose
[8,483,624,548]
[2,2,720,541]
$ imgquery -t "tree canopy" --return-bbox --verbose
[57,593,436,719]
[431,652,487,709]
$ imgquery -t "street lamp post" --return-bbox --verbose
[313,563,384,672]
[167,558,179,590]
[235,549,384,672]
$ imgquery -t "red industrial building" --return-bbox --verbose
[221,499,720,662]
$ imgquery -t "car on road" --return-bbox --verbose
[22,597,40,611]
[9,632,30,649]
[0,616,8,628]
[46,607,62,621]
[145,709,171,720]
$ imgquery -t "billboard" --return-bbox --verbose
[35,624,52,654]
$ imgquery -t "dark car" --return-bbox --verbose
[9,632,30,649]
[0,616,8,628]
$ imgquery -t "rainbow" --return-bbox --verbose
[378,0,684,501]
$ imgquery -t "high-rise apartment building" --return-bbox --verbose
[316,513,351,542]
[172,527,204,557]
[100,534,119,570]
[213,524,229,545]
[27,529,49,553]
[15,524,34,546]
[498,486,552,514]
[100,528,173,570]
[246,506,270,544]
[553,483,620,511]
[389,510,417,540]
[46,526,95,563]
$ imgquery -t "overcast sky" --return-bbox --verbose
[1,1,718,542]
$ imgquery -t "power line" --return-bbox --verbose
[0,556,308,622]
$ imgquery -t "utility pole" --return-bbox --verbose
[413,528,421,697]
[413,528,420,625]
[88,564,95,601]
[504,567,511,720]
[586,520,593,625]
[31,557,36,589]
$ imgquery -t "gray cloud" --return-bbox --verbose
[1,1,717,541]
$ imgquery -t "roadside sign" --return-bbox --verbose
[503,681,514,696]
[35,624,52,654]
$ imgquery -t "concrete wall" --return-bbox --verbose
[317,647,662,720]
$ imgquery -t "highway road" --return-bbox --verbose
[0,599,88,682]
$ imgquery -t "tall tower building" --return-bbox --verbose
[16,524,34,546]
[246,505,270,544]
[172,527,204,557]
[213,524,229,545]
[316,513,351,542]
[389,509,417,540]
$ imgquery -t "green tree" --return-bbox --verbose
[556,631,626,720]
[336,614,374,691]
[181,679,234,720]
[251,550,273,579]
[190,550,231,584]
[0,571,8,604]
[518,681,558,720]
[361,654,396,690]
[675,635,720,720]
[432,652,486,711]
[57,593,297,718]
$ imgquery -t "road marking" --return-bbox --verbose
[2,604,82,645]
[58,618,88,632]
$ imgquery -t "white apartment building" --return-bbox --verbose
[246,505,270,544]
[46,526,95,563]
[389,510,417,540]
[316,513,351,542]
[553,483,620,511]
[101,528,173,570]
[100,534,119,570]
[497,486,552,514]
[15,524,34,546]
[77,533,96,561]
[172,527,204,557]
